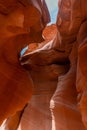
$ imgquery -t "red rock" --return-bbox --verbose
[1,0,87,130]
[76,21,87,129]
[19,0,87,130]
[0,0,50,125]
[43,24,57,41]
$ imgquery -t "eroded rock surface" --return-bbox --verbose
[77,21,87,129]
[19,0,87,130]
[0,0,50,125]
[1,0,87,130]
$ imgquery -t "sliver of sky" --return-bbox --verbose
[20,0,58,55]
[45,0,58,24]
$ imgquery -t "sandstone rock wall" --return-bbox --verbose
[0,0,50,125]
[18,0,87,130]
[1,0,87,130]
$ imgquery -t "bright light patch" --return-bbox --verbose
[45,0,58,24]
[46,0,58,12]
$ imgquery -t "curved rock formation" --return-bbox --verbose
[50,42,86,130]
[19,0,87,130]
[0,0,50,125]
[1,0,87,130]
[77,21,87,129]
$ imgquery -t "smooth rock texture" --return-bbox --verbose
[16,63,69,130]
[50,43,86,130]
[76,21,87,129]
[1,0,87,130]
[0,0,50,125]
[19,0,87,130]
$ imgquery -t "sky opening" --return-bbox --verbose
[45,0,58,24]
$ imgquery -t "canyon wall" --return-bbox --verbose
[1,0,87,130]
[0,0,50,126]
